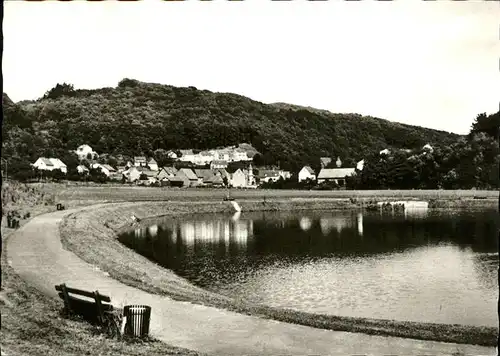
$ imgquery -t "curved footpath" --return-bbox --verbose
[7,207,496,356]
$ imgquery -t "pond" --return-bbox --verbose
[119,208,499,327]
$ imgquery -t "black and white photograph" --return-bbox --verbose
[1,0,499,355]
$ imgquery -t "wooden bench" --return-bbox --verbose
[55,283,114,325]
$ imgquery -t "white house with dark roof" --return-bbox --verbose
[317,168,356,186]
[32,157,67,174]
[298,166,316,182]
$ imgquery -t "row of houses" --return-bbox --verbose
[298,157,362,186]
[121,165,259,187]
[174,146,252,166]
[297,144,433,186]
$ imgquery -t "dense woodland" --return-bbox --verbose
[2,79,499,189]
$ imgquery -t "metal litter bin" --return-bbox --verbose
[123,305,151,338]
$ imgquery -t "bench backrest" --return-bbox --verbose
[55,283,113,324]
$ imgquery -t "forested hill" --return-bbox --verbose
[3,79,460,172]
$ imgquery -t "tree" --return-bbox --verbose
[88,168,107,183]
[43,83,75,100]
[469,111,500,139]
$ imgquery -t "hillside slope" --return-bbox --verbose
[3,79,460,172]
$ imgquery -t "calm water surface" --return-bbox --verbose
[119,209,499,327]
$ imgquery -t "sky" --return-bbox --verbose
[3,0,499,135]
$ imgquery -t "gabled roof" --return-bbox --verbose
[41,158,54,166]
[101,164,116,171]
[302,166,315,175]
[317,168,356,179]
[148,158,157,164]
[138,169,157,177]
[232,168,245,176]
[194,169,215,180]
[207,175,224,184]
[161,166,177,175]
[179,168,198,180]
[49,158,67,167]
[214,168,230,179]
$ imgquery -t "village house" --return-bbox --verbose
[178,150,196,163]
[166,150,178,159]
[298,166,316,182]
[210,160,228,169]
[134,156,147,167]
[356,159,364,171]
[76,165,89,175]
[138,168,158,185]
[233,148,249,161]
[214,168,230,184]
[317,168,356,186]
[157,166,177,182]
[32,157,68,174]
[176,168,199,187]
[198,151,216,165]
[207,175,224,187]
[109,172,123,181]
[280,171,292,180]
[320,157,332,168]
[194,169,216,185]
[147,158,159,171]
[215,150,231,162]
[167,176,185,187]
[257,169,281,184]
[380,149,391,155]
[75,144,97,160]
[91,163,116,177]
[423,143,434,153]
[231,169,248,188]
[122,166,141,183]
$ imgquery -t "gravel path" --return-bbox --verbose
[7,208,496,356]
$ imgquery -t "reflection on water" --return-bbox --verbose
[120,209,499,327]
[299,217,312,231]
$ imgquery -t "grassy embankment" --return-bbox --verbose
[37,182,499,205]
[58,193,499,348]
[1,182,202,356]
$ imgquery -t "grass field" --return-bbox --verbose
[31,182,499,204]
